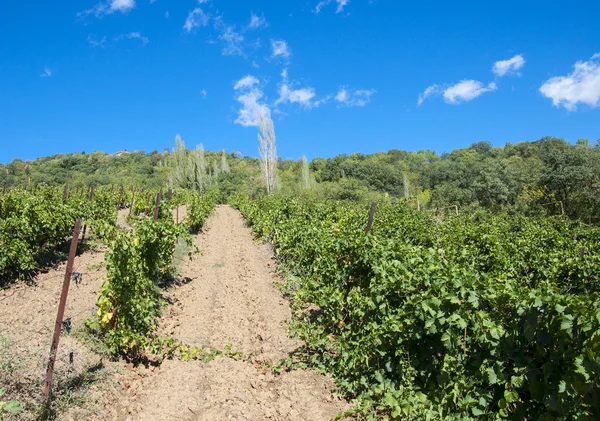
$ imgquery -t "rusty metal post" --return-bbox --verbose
[153,191,162,221]
[365,202,377,234]
[42,219,82,400]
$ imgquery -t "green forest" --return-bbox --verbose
[2,136,598,221]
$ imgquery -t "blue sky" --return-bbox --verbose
[1,0,599,163]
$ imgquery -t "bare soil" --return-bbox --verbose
[0,246,108,417]
[88,206,348,421]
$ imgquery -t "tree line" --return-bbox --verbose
[1,135,598,221]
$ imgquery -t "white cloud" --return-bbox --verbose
[314,0,350,14]
[234,75,259,90]
[275,70,316,107]
[271,39,291,59]
[313,95,332,107]
[336,0,350,12]
[78,0,135,19]
[114,31,149,45]
[165,11,169,18]
[111,0,135,12]
[539,53,600,111]
[219,24,244,56]
[87,34,107,48]
[443,80,496,104]
[335,86,376,107]
[417,84,440,106]
[248,12,267,29]
[184,8,209,33]
[278,85,316,106]
[201,89,207,97]
[233,75,269,127]
[418,80,497,105]
[40,68,52,78]
[493,54,526,77]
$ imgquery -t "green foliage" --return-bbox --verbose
[187,187,221,232]
[0,389,23,417]
[93,190,218,358]
[93,213,190,357]
[0,185,118,284]
[232,193,600,420]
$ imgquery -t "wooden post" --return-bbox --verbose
[417,197,421,212]
[117,186,124,210]
[82,187,95,241]
[42,219,82,400]
[365,202,377,234]
[63,184,68,200]
[129,191,135,216]
[176,206,179,224]
[167,189,172,201]
[153,191,162,221]
[3,184,6,195]
[580,247,586,258]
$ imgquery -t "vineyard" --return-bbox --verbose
[1,181,599,420]
[230,193,600,420]
[0,184,220,419]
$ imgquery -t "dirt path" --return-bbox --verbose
[94,205,348,421]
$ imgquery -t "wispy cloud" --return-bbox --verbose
[335,86,376,107]
[247,12,267,30]
[417,84,440,106]
[493,54,526,77]
[418,80,496,105]
[275,69,317,107]
[201,89,207,97]
[444,80,496,104]
[539,53,600,111]
[233,75,269,127]
[218,23,245,56]
[234,75,259,90]
[314,0,350,14]
[271,39,291,59]
[87,34,107,47]
[114,31,149,45]
[40,68,52,78]
[184,8,209,33]
[78,0,135,19]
